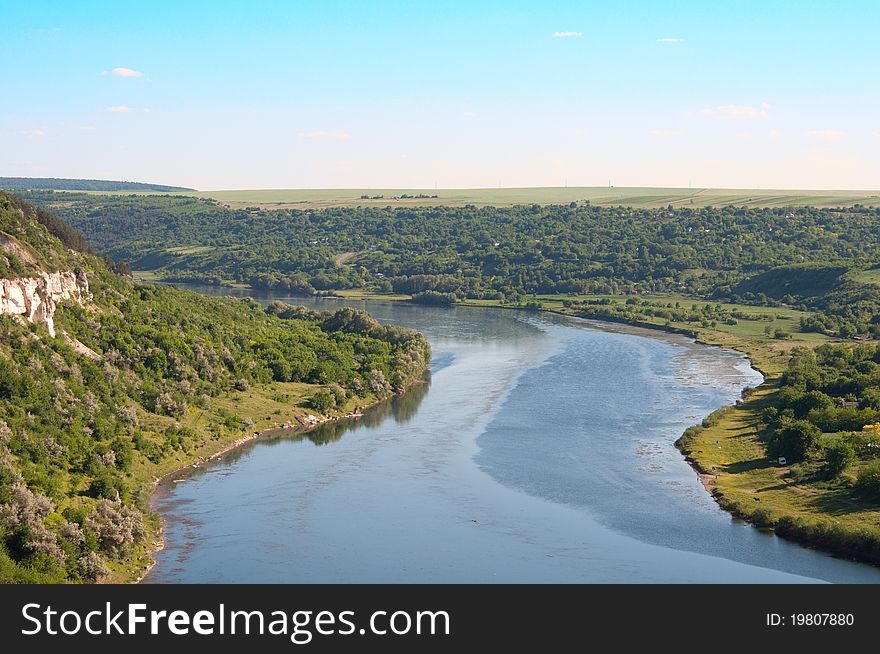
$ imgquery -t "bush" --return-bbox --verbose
[824,440,856,478]
[308,390,335,414]
[856,461,880,500]
[410,291,456,306]
[78,552,109,582]
[85,500,146,557]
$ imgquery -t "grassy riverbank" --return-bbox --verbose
[120,380,410,583]
[336,288,880,565]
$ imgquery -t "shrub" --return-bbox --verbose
[78,552,109,583]
[85,500,146,557]
[824,440,856,478]
[309,390,335,414]
[856,461,880,500]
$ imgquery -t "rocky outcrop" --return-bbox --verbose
[0,271,89,337]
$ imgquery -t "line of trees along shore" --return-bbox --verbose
[20,191,880,339]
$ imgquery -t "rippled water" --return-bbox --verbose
[145,289,880,583]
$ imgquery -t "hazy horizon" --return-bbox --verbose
[2,1,879,190]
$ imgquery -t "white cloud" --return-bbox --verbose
[656,37,684,43]
[297,130,352,141]
[872,132,880,139]
[702,103,770,120]
[651,129,684,137]
[108,67,144,77]
[462,111,476,118]
[20,129,47,138]
[143,108,151,113]
[768,129,781,138]
[105,105,135,113]
[803,130,847,139]
[553,31,582,38]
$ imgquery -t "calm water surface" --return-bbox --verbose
[145,287,880,583]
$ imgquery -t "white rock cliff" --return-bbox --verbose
[0,271,89,337]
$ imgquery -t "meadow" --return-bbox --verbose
[183,186,880,210]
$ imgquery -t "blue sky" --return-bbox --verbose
[2,0,878,189]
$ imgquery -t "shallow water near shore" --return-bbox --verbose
[145,287,880,583]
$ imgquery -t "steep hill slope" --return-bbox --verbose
[0,193,429,582]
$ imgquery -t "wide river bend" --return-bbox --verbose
[145,289,880,583]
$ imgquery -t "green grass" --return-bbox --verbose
[114,379,379,582]
[178,186,880,209]
[849,267,880,287]
[457,292,832,361]
[165,245,217,255]
[679,383,880,562]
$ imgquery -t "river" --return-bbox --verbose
[144,286,880,583]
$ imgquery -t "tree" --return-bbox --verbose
[769,420,821,462]
[309,389,335,413]
[824,440,855,478]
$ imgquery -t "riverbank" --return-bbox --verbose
[136,281,880,568]
[115,377,426,583]
[534,298,880,565]
[333,290,880,565]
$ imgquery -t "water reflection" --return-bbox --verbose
[146,282,880,584]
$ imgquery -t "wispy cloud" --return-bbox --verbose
[462,111,476,118]
[702,103,770,120]
[768,129,781,138]
[20,129,47,138]
[651,129,684,137]
[803,130,847,139]
[105,105,135,113]
[104,67,144,77]
[656,37,684,43]
[872,132,880,139]
[553,31,582,38]
[297,130,352,141]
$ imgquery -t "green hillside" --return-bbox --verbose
[18,190,880,339]
[0,178,194,193]
[0,193,429,583]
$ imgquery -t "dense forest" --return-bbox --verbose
[0,193,429,582]
[19,191,880,338]
[0,178,194,192]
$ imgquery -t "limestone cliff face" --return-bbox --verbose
[0,271,89,337]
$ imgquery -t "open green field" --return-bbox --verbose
[183,186,880,210]
[850,267,880,286]
[679,383,880,563]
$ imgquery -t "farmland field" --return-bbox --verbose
[183,186,880,209]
